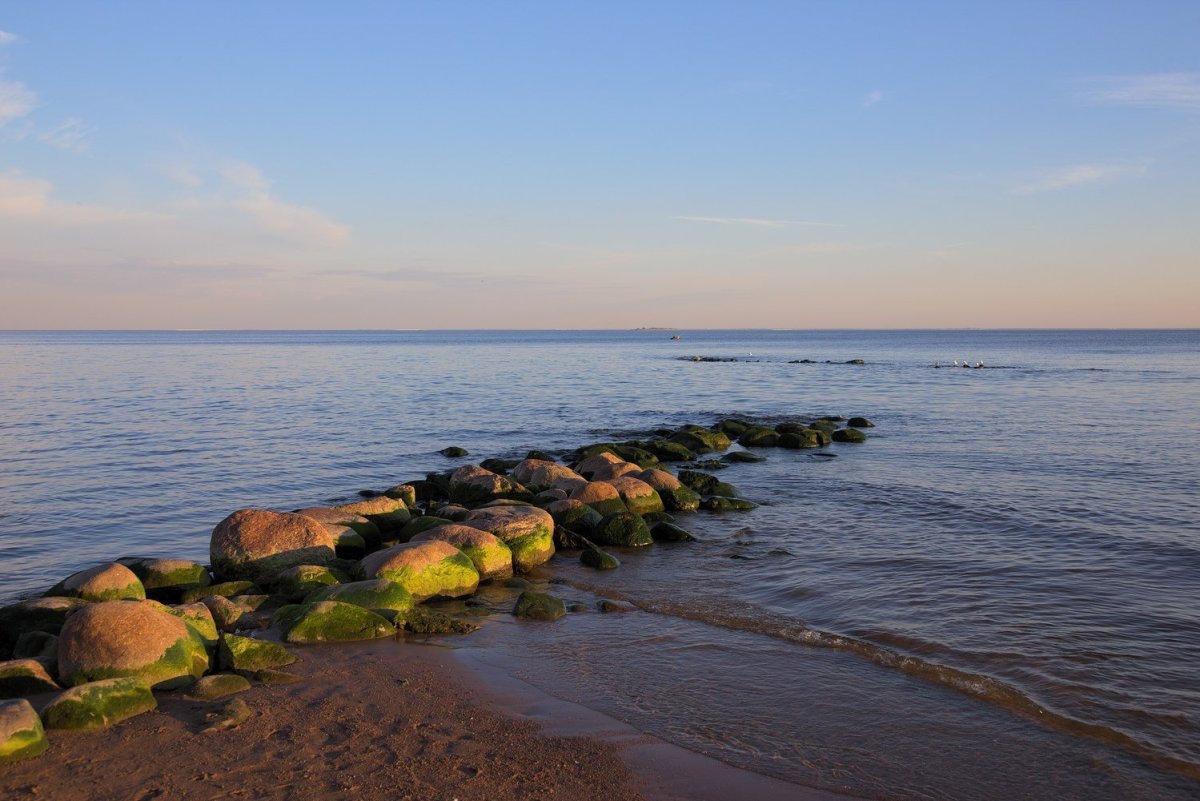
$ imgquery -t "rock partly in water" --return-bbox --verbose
[847,416,875,428]
[57,600,209,689]
[447,465,527,505]
[568,481,628,517]
[677,470,739,498]
[604,476,665,516]
[41,677,156,731]
[592,512,653,548]
[359,540,480,601]
[188,673,252,701]
[398,607,480,635]
[331,496,412,536]
[833,428,868,443]
[439,446,469,457]
[650,521,698,542]
[723,450,765,463]
[461,505,556,573]
[0,699,48,763]
[513,591,566,621]
[46,562,146,603]
[272,601,395,644]
[210,509,336,582]
[304,579,414,620]
[383,484,418,507]
[668,427,731,454]
[636,469,701,512]
[641,440,696,462]
[544,499,604,533]
[580,547,621,570]
[0,659,60,699]
[411,524,514,582]
[737,426,780,448]
[701,496,759,512]
[218,633,296,673]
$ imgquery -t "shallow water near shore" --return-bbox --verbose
[1,329,1198,799]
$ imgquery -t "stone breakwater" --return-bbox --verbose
[0,415,872,763]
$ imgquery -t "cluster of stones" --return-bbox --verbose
[0,414,873,762]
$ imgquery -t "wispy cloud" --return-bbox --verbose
[0,77,35,126]
[672,215,842,228]
[0,29,17,46]
[0,170,171,224]
[1011,163,1147,195]
[220,160,349,245]
[37,117,92,151]
[321,266,540,286]
[1077,73,1200,111]
[862,90,884,108]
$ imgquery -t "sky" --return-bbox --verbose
[1,2,1198,329]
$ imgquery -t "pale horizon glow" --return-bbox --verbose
[1,4,1198,329]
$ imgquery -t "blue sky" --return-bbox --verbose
[1,2,1198,328]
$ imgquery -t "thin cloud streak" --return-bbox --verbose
[0,30,16,46]
[862,90,884,108]
[1077,73,1200,111]
[1011,163,1146,195]
[0,77,36,125]
[672,215,842,228]
[38,117,92,151]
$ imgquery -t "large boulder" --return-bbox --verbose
[568,481,628,517]
[331,496,411,535]
[448,465,526,504]
[592,512,653,548]
[461,506,555,572]
[46,563,145,602]
[305,579,414,619]
[359,540,479,601]
[512,460,587,493]
[116,558,210,601]
[636,469,701,511]
[210,509,336,581]
[57,600,209,689]
[0,597,89,658]
[294,507,382,548]
[272,601,394,644]
[0,699,48,762]
[0,659,60,698]
[590,461,641,481]
[604,476,665,516]
[575,451,627,478]
[411,524,513,581]
[40,677,156,731]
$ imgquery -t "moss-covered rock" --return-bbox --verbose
[651,522,698,542]
[461,506,556,573]
[715,419,751,436]
[833,427,868,443]
[187,673,252,700]
[447,465,527,504]
[612,443,661,468]
[668,427,731,454]
[636,469,701,512]
[0,659,60,698]
[513,591,566,621]
[398,515,454,542]
[0,597,88,658]
[544,499,604,532]
[677,470,739,498]
[116,558,211,601]
[479,457,521,474]
[806,419,839,433]
[701,496,759,512]
[641,440,696,462]
[269,565,347,602]
[411,524,514,582]
[272,601,394,643]
[201,595,250,633]
[181,580,258,604]
[305,579,414,619]
[397,607,480,635]
[332,496,412,535]
[382,484,418,507]
[164,603,219,649]
[57,600,209,689]
[574,451,629,478]
[47,562,146,602]
[294,507,383,548]
[738,426,780,447]
[218,633,297,672]
[439,446,469,457]
[512,459,586,492]
[359,540,480,601]
[331,527,367,559]
[604,476,665,516]
[0,699,48,762]
[568,481,628,517]
[724,450,765,463]
[210,509,336,582]
[778,430,823,449]
[580,548,621,570]
[592,512,653,548]
[41,677,156,731]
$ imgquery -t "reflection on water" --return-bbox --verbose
[1,329,1198,799]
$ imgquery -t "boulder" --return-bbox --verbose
[737,426,780,447]
[668,427,731,454]
[833,428,868,443]
[433,504,470,521]
[0,597,89,658]
[201,595,250,632]
[0,659,60,698]
[635,469,700,511]
[724,450,765,463]
[305,579,414,619]
[641,440,696,462]
[181,580,258,604]
[806,419,839,433]
[272,601,395,644]
[398,515,454,542]
[296,507,382,543]
[651,521,697,542]
[41,677,156,731]
[359,540,480,601]
[269,565,347,602]
[382,484,418,506]
[580,548,620,570]
[544,499,603,532]
[701,496,758,512]
[778,430,823,449]
[46,562,145,602]
[58,600,209,689]
[678,470,739,498]
[164,603,219,649]
[512,459,584,491]
[611,443,661,468]
[439,446,469,457]
[218,633,296,673]
[575,451,627,478]
[568,481,628,517]
[448,465,526,504]
[534,489,569,505]
[461,506,556,572]
[605,476,665,516]
[331,496,411,535]
[188,673,252,701]
[330,527,366,559]
[590,461,641,481]
[0,699,47,762]
[411,524,514,582]
[592,512,653,548]
[210,509,336,581]
[715,419,750,436]
[513,591,566,621]
[116,558,210,601]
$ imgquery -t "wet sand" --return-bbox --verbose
[0,638,851,801]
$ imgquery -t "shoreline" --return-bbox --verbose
[0,637,853,801]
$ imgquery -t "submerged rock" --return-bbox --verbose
[305,579,414,619]
[439,446,469,457]
[513,591,566,621]
[701,496,758,512]
[778,430,823,449]
[41,677,156,731]
[0,699,48,763]
[723,450,765,463]
[592,512,653,548]
[57,600,209,689]
[411,524,514,582]
[272,601,394,643]
[359,540,480,601]
[47,562,146,603]
[461,505,556,573]
[737,426,779,447]
[0,659,60,699]
[677,470,739,498]
[210,509,336,582]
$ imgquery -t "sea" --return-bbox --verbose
[1,329,1197,800]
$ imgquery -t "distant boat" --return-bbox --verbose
[670,335,681,340]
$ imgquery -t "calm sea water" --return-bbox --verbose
[1,329,1197,800]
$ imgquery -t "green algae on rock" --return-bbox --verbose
[0,659,60,699]
[187,673,252,701]
[737,426,780,447]
[304,579,414,619]
[269,564,347,602]
[41,676,156,731]
[359,540,480,601]
[116,557,211,601]
[832,428,868,443]
[163,602,219,649]
[580,547,621,570]
[701,496,758,512]
[332,496,412,534]
[398,606,480,635]
[677,470,739,498]
[57,600,209,689]
[592,512,653,548]
[272,600,395,644]
[0,699,48,763]
[218,633,296,672]
[650,521,698,542]
[210,509,337,582]
[411,524,514,582]
[604,475,665,516]
[461,505,556,573]
[447,464,528,504]
[181,580,258,604]
[568,481,628,518]
[46,562,146,603]
[513,591,566,621]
